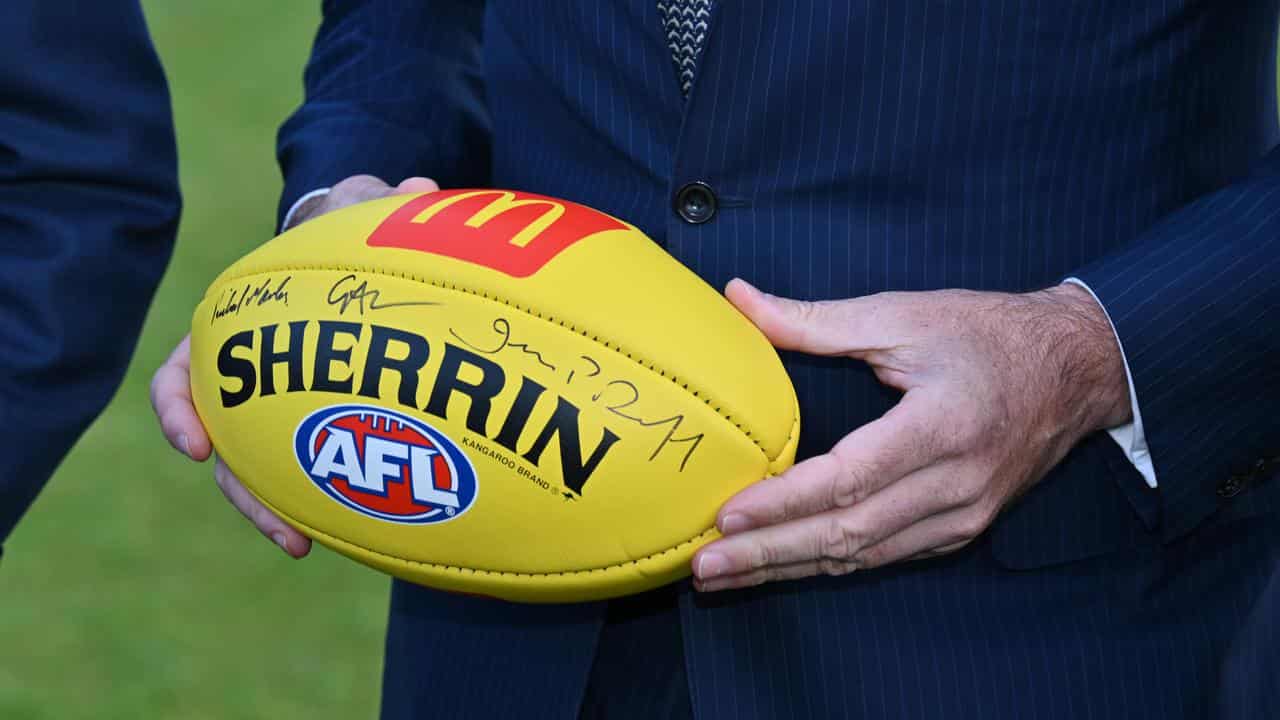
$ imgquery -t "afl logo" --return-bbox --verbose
[294,404,478,524]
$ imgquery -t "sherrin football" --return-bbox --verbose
[190,189,800,602]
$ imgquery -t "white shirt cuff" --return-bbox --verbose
[1062,277,1157,488]
[281,187,331,233]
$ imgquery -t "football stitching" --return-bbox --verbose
[776,400,801,472]
[210,264,799,464]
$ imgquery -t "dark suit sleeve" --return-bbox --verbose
[0,2,180,544]
[276,0,491,227]
[1073,145,1280,541]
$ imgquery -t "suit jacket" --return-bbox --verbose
[278,2,1280,717]
[0,3,180,546]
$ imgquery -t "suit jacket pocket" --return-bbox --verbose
[990,432,1161,570]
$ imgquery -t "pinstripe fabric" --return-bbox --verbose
[278,2,1280,717]
[380,580,600,716]
[578,586,693,719]
[1220,555,1280,717]
[276,0,491,220]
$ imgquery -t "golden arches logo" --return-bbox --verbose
[367,189,627,277]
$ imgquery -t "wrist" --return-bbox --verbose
[1031,283,1133,438]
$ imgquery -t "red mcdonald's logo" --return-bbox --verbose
[366,189,627,277]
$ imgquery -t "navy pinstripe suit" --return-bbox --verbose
[278,2,1280,717]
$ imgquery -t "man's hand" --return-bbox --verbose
[692,279,1131,591]
[149,175,438,557]
[286,175,440,228]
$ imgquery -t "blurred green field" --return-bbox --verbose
[0,4,390,719]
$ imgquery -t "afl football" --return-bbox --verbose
[189,189,799,602]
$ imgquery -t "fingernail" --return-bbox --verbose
[177,433,192,458]
[272,533,290,555]
[719,513,751,535]
[695,578,725,593]
[696,552,728,579]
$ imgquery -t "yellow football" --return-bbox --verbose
[189,189,799,603]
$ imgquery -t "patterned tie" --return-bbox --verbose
[656,0,713,97]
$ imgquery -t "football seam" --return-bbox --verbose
[210,264,798,464]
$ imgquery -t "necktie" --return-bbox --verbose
[656,0,713,96]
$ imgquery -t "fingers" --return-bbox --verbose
[326,175,401,207]
[214,458,311,558]
[693,557,838,593]
[694,504,988,592]
[292,175,441,228]
[715,397,941,533]
[839,507,985,569]
[696,462,961,584]
[328,175,438,209]
[724,278,893,356]
[395,176,439,194]
[180,173,443,556]
[150,335,212,461]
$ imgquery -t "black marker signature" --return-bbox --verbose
[450,315,703,470]
[212,275,292,324]
[592,380,705,471]
[566,355,601,385]
[448,317,558,373]
[326,273,441,316]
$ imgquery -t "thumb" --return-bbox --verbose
[394,176,440,194]
[725,278,877,356]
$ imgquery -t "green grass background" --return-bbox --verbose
[0,5,390,719]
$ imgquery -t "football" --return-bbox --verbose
[189,189,799,602]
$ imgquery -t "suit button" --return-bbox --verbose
[1217,474,1247,499]
[674,181,717,224]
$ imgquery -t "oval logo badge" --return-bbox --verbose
[295,404,477,524]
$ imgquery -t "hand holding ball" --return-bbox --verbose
[190,189,798,602]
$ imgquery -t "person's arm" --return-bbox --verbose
[1072,145,1280,540]
[276,0,490,228]
[154,0,490,559]
[690,142,1280,589]
[0,1,180,544]
[1059,278,1156,488]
